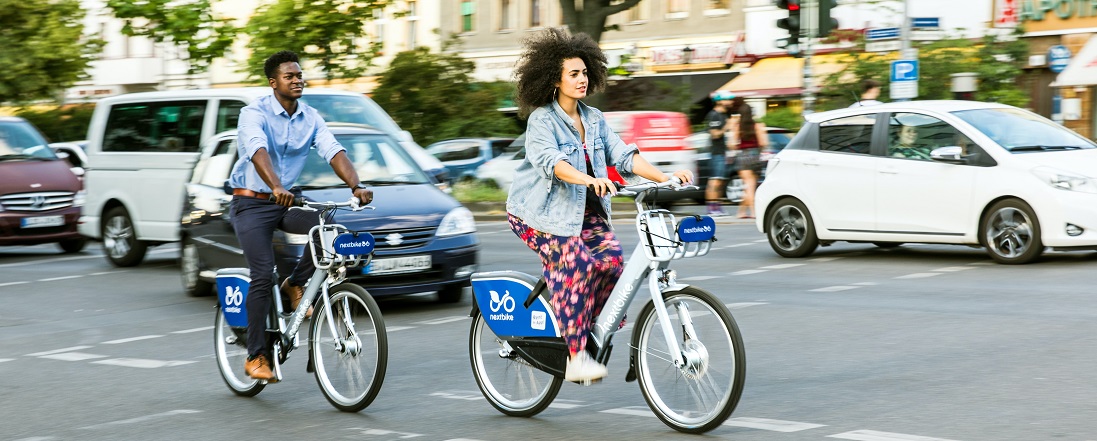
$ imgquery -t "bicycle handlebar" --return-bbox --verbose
[271,195,374,212]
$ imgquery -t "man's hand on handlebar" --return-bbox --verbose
[270,187,296,207]
[352,186,374,206]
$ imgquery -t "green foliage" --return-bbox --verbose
[371,46,520,145]
[105,0,237,76]
[602,79,691,113]
[452,179,507,202]
[819,28,1030,109]
[760,107,803,131]
[245,0,389,83]
[0,0,102,104]
[14,105,96,143]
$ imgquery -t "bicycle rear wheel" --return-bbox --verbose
[469,311,562,417]
[309,282,387,412]
[631,286,745,433]
[214,308,265,396]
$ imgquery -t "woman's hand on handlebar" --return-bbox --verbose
[668,169,694,186]
[587,177,618,197]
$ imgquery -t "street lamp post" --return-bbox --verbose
[682,46,694,114]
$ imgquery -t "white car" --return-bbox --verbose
[474,136,525,191]
[755,100,1097,264]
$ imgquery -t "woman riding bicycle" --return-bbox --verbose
[506,28,693,383]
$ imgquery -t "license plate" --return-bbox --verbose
[21,215,64,229]
[364,255,431,275]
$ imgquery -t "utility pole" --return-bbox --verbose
[801,0,817,116]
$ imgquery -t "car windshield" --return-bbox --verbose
[952,107,1096,152]
[300,95,402,134]
[298,133,431,187]
[0,121,57,160]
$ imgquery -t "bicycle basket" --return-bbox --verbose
[636,210,715,261]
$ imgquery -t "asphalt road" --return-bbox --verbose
[1,220,1095,441]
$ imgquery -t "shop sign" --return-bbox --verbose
[1048,45,1072,72]
[650,43,733,65]
[997,0,1097,33]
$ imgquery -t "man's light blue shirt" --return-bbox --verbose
[229,94,345,192]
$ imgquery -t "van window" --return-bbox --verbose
[103,100,207,153]
[300,95,401,134]
[216,100,247,134]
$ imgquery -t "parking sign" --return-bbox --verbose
[890,60,919,100]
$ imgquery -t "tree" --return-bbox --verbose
[105,0,237,77]
[819,28,1030,109]
[244,0,390,83]
[0,0,102,104]
[371,46,519,145]
[560,0,643,42]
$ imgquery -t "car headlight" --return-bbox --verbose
[1032,166,1097,194]
[437,206,476,236]
[73,190,86,208]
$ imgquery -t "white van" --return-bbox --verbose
[79,87,444,266]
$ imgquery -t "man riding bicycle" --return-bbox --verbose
[230,50,373,381]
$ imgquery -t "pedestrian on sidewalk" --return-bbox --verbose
[730,97,766,219]
[704,91,736,216]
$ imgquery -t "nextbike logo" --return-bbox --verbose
[488,289,515,321]
[223,286,243,314]
[338,240,372,249]
[682,225,712,234]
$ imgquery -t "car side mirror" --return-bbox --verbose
[930,146,967,164]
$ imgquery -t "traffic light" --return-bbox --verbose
[776,0,801,54]
[817,0,839,38]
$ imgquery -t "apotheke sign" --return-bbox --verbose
[995,0,1097,32]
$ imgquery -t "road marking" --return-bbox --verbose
[348,428,422,439]
[852,282,878,286]
[724,417,826,432]
[386,326,416,332]
[680,276,722,281]
[932,266,974,272]
[0,281,30,288]
[102,335,164,344]
[761,263,806,269]
[40,352,107,361]
[722,243,754,248]
[0,358,13,363]
[753,239,767,243]
[811,286,860,292]
[430,390,483,401]
[726,302,768,309]
[80,410,201,430]
[828,429,961,441]
[548,399,587,409]
[26,346,93,357]
[38,275,82,282]
[12,437,53,441]
[91,358,198,368]
[811,257,843,262]
[895,273,942,279]
[414,316,467,325]
[730,269,768,276]
[172,326,213,334]
[601,406,654,417]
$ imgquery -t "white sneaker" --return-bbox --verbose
[564,351,607,383]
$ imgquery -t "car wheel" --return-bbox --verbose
[765,198,818,258]
[725,178,745,204]
[58,238,87,253]
[872,242,904,248]
[438,284,465,303]
[181,236,214,297]
[981,199,1043,264]
[101,206,148,267]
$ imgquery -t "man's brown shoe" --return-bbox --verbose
[280,278,311,317]
[245,355,275,381]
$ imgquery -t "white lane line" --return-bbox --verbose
[39,275,82,282]
[172,326,213,334]
[414,316,468,325]
[680,276,722,281]
[852,282,878,286]
[726,302,768,309]
[80,410,201,430]
[811,286,860,292]
[26,346,93,357]
[828,429,961,441]
[601,406,654,417]
[932,266,974,272]
[40,352,107,361]
[0,281,30,288]
[895,273,942,279]
[92,359,198,368]
[731,269,768,276]
[761,263,806,269]
[0,358,13,363]
[349,428,423,438]
[547,399,586,409]
[89,271,118,276]
[102,335,164,344]
[386,326,416,332]
[811,257,843,262]
[430,390,484,401]
[12,437,54,441]
[752,239,767,243]
[725,417,826,432]
[722,243,754,248]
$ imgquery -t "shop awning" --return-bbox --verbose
[717,54,849,98]
[1051,35,1097,88]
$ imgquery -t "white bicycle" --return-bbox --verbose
[468,179,746,433]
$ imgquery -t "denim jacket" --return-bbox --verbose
[506,100,639,236]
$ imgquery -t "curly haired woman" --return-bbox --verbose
[506,28,693,383]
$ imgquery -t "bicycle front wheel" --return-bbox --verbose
[214,308,265,396]
[631,286,746,433]
[309,282,387,412]
[469,311,562,417]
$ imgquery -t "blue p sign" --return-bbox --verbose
[890,60,919,82]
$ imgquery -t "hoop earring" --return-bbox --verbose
[553,87,558,101]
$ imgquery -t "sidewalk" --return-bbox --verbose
[464,201,757,225]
